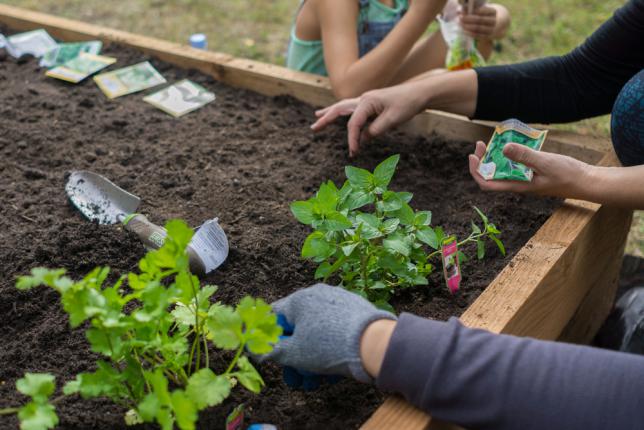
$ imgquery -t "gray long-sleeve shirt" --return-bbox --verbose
[376,314,644,429]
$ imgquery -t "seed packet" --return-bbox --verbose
[478,119,548,182]
[143,79,215,117]
[46,52,116,83]
[94,61,166,99]
[40,40,102,68]
[6,29,57,58]
[441,236,461,294]
[439,0,486,71]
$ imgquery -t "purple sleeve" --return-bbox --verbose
[376,314,644,430]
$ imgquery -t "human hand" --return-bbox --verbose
[468,141,593,198]
[460,4,497,39]
[311,82,428,157]
[257,284,397,383]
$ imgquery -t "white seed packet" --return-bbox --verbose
[189,218,229,274]
[6,29,57,58]
[143,79,216,117]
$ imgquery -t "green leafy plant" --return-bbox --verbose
[290,155,505,310]
[0,220,281,430]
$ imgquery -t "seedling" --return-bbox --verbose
[0,220,281,430]
[290,155,505,310]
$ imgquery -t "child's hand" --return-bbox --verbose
[459,4,498,40]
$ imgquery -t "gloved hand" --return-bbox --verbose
[258,283,397,383]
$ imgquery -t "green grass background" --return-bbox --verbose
[3,0,641,256]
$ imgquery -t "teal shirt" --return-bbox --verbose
[286,0,408,76]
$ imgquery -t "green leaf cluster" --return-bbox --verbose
[11,220,281,430]
[15,373,58,430]
[290,155,505,309]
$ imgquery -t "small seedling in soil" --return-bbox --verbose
[290,154,505,311]
[0,220,281,430]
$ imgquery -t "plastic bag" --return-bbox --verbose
[439,0,486,71]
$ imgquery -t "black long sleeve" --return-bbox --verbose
[474,0,644,123]
[376,315,644,430]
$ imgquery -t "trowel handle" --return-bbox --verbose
[122,214,206,275]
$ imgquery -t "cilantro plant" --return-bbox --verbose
[290,155,504,310]
[0,220,281,430]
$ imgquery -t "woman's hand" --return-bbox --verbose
[468,141,592,198]
[312,81,429,157]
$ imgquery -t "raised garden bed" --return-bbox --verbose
[0,5,635,430]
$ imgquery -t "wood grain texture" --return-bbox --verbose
[0,6,631,430]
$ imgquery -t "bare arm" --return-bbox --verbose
[318,0,447,99]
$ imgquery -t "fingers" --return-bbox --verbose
[311,99,359,131]
[347,103,374,157]
[256,335,293,363]
[460,6,496,38]
[503,143,543,169]
[468,141,533,194]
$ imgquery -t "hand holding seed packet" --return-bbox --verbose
[46,52,116,83]
[94,61,166,98]
[143,79,215,117]
[477,119,548,182]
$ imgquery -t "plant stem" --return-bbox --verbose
[224,344,245,375]
[202,333,210,369]
[427,232,485,260]
[0,408,19,415]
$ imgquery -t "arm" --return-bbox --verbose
[374,314,644,430]
[467,141,644,209]
[317,0,447,99]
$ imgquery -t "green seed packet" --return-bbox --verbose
[477,119,548,182]
[46,52,116,83]
[40,40,102,68]
[93,61,166,99]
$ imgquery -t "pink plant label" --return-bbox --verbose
[226,404,245,430]
[441,238,461,294]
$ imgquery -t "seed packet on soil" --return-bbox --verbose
[46,52,116,83]
[478,119,548,182]
[40,40,102,68]
[143,79,216,117]
[6,29,57,58]
[94,61,167,99]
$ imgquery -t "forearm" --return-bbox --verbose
[327,4,445,98]
[584,164,644,209]
[376,314,644,430]
[421,69,478,116]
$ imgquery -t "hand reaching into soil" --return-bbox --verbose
[257,284,397,383]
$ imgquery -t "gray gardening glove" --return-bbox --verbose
[259,283,397,383]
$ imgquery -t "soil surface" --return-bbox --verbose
[0,31,558,430]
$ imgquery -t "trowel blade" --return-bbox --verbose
[65,170,141,224]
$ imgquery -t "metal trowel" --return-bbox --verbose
[65,170,228,275]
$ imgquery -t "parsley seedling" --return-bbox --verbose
[1,220,281,430]
[290,155,505,311]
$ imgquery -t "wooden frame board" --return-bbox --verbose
[0,5,633,429]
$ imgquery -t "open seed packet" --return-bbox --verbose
[439,0,487,71]
[477,119,548,182]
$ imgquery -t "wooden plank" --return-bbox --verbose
[0,6,629,429]
[361,151,633,430]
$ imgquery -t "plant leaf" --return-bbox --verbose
[477,239,485,260]
[416,226,438,249]
[186,369,231,410]
[373,154,400,189]
[206,304,242,350]
[18,402,58,430]
[290,201,315,224]
[345,166,373,190]
[302,232,335,261]
[237,297,282,354]
[473,206,488,225]
[490,235,506,256]
[171,390,197,430]
[16,374,55,402]
[233,356,264,393]
[383,233,413,257]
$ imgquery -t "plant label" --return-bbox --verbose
[226,404,245,430]
[441,236,461,294]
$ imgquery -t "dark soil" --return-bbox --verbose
[0,31,559,429]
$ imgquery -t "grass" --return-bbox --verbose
[3,0,641,256]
